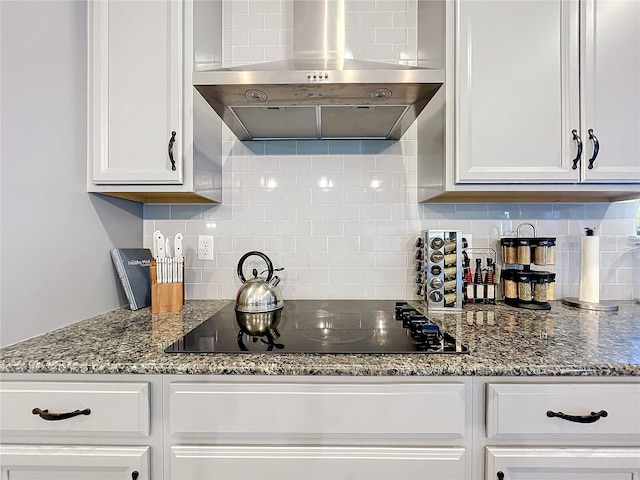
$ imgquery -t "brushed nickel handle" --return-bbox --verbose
[32,407,91,421]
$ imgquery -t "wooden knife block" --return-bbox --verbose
[150,259,184,314]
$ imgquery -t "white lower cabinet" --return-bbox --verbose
[481,380,640,480]
[0,375,162,480]
[170,445,465,480]
[0,445,149,480]
[486,447,640,480]
[3,375,640,479]
[165,376,471,480]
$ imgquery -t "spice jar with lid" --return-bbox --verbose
[502,270,518,299]
[501,238,517,264]
[547,272,556,300]
[517,273,533,302]
[532,273,549,303]
[532,238,549,266]
[516,238,531,265]
[546,238,556,265]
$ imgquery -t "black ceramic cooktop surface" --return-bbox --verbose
[165,300,468,354]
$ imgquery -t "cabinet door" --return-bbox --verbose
[171,446,465,480]
[0,445,149,480]
[582,0,640,182]
[486,447,640,480]
[89,0,183,185]
[456,0,581,183]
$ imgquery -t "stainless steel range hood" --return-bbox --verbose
[193,0,444,141]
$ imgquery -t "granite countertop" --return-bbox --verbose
[1,300,639,376]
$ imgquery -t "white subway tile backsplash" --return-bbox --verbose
[375,27,407,44]
[248,0,282,15]
[280,220,312,236]
[311,252,344,267]
[360,11,393,28]
[312,220,344,236]
[360,235,391,252]
[328,236,360,252]
[311,188,345,205]
[280,156,312,172]
[329,268,361,283]
[295,236,328,253]
[344,188,376,205]
[314,283,345,298]
[247,187,280,204]
[265,235,296,252]
[279,188,312,204]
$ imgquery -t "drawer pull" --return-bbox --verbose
[32,407,91,421]
[546,409,608,423]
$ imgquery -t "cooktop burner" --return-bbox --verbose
[165,300,468,354]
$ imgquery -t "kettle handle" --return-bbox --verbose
[237,251,274,283]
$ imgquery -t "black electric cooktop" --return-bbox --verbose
[165,300,469,354]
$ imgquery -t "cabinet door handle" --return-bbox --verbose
[131,471,139,480]
[571,129,582,169]
[32,407,91,421]
[497,472,505,480]
[168,131,177,171]
[546,409,608,423]
[587,128,599,169]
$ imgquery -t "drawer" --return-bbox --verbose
[0,381,150,436]
[170,382,466,442]
[486,383,640,440]
[170,446,465,480]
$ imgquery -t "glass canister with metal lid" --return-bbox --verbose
[516,273,533,302]
[532,272,550,303]
[501,237,517,264]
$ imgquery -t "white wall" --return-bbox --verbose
[0,0,143,347]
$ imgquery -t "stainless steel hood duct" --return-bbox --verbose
[194,0,444,141]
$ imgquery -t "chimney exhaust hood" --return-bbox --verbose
[193,0,444,141]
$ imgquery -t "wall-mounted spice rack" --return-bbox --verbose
[500,223,556,310]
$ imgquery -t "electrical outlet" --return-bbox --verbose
[197,235,214,260]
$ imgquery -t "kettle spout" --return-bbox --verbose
[270,276,281,288]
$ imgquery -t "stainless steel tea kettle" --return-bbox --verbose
[235,251,284,313]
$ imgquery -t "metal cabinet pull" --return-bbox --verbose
[497,472,505,480]
[571,129,582,169]
[587,128,599,169]
[546,409,608,423]
[32,407,91,421]
[168,131,177,171]
[131,472,139,480]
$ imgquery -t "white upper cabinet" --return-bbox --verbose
[418,0,640,202]
[581,0,640,182]
[456,0,580,183]
[88,0,222,203]
[89,0,182,185]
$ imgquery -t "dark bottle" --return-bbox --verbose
[463,253,473,285]
[473,258,483,284]
[484,258,495,285]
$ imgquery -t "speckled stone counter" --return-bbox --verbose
[1,300,638,376]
